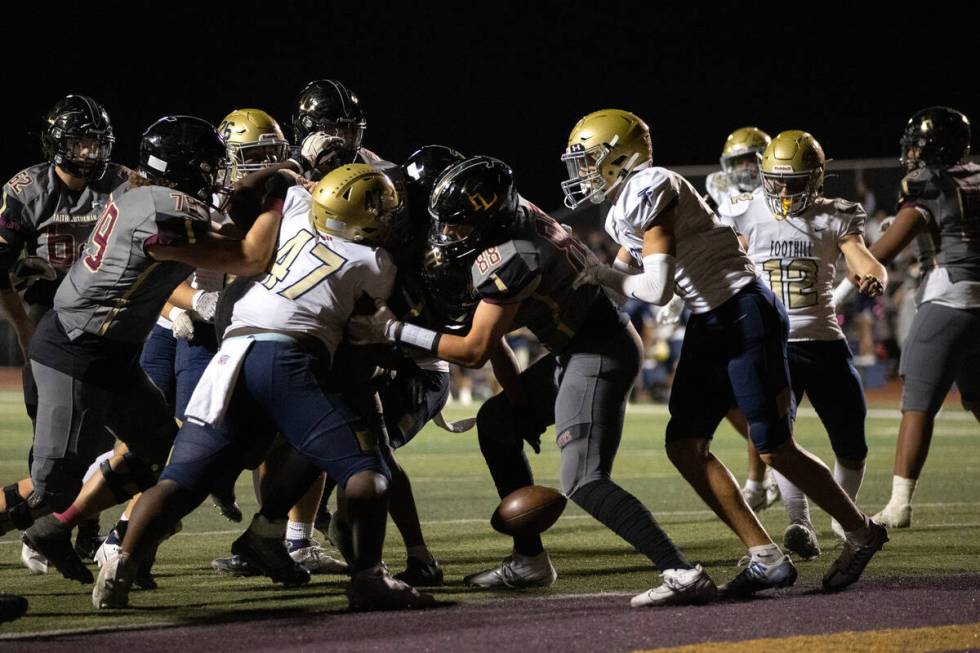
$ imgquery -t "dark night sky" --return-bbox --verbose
[6,1,976,210]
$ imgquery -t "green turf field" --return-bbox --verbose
[1,390,978,636]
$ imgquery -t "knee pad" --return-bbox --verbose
[0,484,34,534]
[100,453,161,503]
[558,424,606,497]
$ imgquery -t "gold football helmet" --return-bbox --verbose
[310,164,400,245]
[720,127,771,192]
[217,108,290,182]
[760,130,825,218]
[561,109,651,209]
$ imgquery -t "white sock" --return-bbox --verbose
[888,476,917,507]
[834,461,865,501]
[286,520,314,543]
[772,469,811,525]
[749,543,783,565]
[406,544,434,563]
[744,479,764,493]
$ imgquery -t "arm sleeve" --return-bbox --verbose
[596,253,676,305]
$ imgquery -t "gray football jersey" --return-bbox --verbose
[55,181,212,343]
[0,163,129,270]
[471,204,624,352]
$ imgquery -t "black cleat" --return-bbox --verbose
[23,515,93,584]
[822,521,888,591]
[0,594,28,623]
[231,530,310,587]
[211,554,261,577]
[212,494,243,523]
[394,556,445,587]
[719,555,797,598]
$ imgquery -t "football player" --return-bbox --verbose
[563,109,887,594]
[351,156,719,608]
[721,130,887,559]
[0,115,283,583]
[0,95,129,570]
[93,164,433,611]
[862,108,980,528]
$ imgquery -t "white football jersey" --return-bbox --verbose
[228,185,396,355]
[605,164,757,314]
[724,193,866,341]
[706,170,757,221]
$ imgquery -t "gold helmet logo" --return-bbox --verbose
[466,191,497,211]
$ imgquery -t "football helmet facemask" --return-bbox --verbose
[139,116,229,203]
[421,242,479,330]
[292,79,366,166]
[218,108,290,183]
[760,130,826,219]
[428,156,519,262]
[720,127,771,192]
[310,164,400,246]
[41,95,115,181]
[561,109,651,209]
[900,106,971,172]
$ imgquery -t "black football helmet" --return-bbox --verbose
[900,107,971,172]
[41,95,115,181]
[139,116,229,202]
[421,242,479,329]
[428,156,519,261]
[390,145,467,257]
[291,79,366,164]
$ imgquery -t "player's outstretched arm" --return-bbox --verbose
[868,206,926,266]
[840,234,888,297]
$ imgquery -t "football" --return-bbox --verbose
[490,485,568,537]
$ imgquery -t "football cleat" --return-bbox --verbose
[719,554,797,599]
[464,551,557,589]
[92,550,136,609]
[394,556,445,587]
[741,485,768,513]
[22,515,93,584]
[630,565,719,608]
[783,522,821,561]
[765,475,781,507]
[212,494,243,523]
[289,543,349,575]
[231,530,310,587]
[822,521,888,591]
[872,503,911,529]
[211,554,260,577]
[21,542,48,574]
[346,564,435,611]
[74,518,105,562]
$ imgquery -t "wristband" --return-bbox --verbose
[395,323,441,354]
[168,307,186,322]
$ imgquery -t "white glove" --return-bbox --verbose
[656,295,685,325]
[346,302,401,345]
[432,412,476,433]
[300,131,346,169]
[192,290,220,321]
[171,309,195,340]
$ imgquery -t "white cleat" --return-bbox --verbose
[92,550,136,609]
[742,486,768,512]
[289,543,349,575]
[765,476,781,508]
[630,565,719,608]
[783,521,821,561]
[464,551,557,589]
[21,542,48,575]
[873,503,911,529]
[346,564,434,611]
[95,538,122,568]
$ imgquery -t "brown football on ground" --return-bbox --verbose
[491,485,568,537]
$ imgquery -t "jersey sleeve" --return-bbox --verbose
[897,167,941,222]
[143,188,213,250]
[632,168,681,232]
[833,199,867,240]
[471,240,542,304]
[0,189,29,270]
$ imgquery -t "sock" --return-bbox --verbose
[834,461,865,501]
[888,476,916,507]
[249,514,286,539]
[772,470,811,525]
[406,544,434,564]
[749,543,783,565]
[285,520,314,545]
[744,479,764,493]
[571,479,692,572]
[53,505,81,528]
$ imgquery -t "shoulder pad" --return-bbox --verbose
[831,198,865,215]
[899,167,941,204]
[471,240,541,304]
